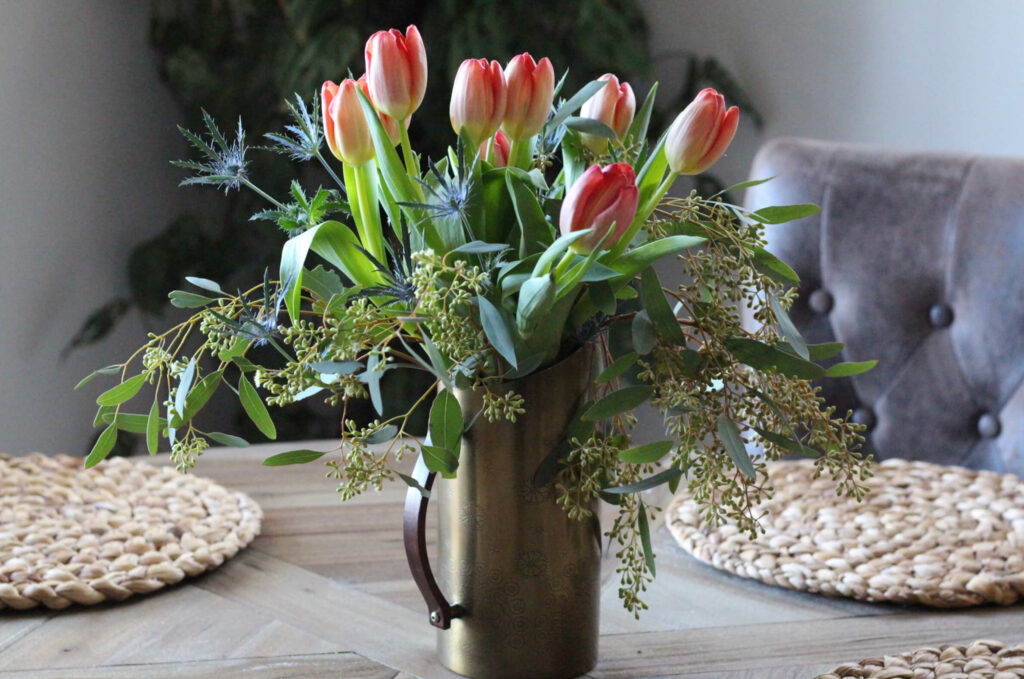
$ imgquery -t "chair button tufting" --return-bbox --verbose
[809,289,833,314]
[977,412,1001,439]
[852,407,876,431]
[929,302,954,328]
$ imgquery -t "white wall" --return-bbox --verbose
[642,0,1024,188]
[0,1,183,454]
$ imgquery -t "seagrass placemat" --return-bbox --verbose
[667,458,1024,607]
[816,639,1024,678]
[0,453,261,610]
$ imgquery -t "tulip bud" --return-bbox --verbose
[357,74,403,146]
[559,163,639,254]
[664,88,739,175]
[323,78,375,166]
[321,80,342,161]
[480,130,511,168]
[579,74,635,154]
[502,53,554,141]
[450,58,507,148]
[364,25,428,121]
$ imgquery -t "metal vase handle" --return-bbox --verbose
[402,452,464,629]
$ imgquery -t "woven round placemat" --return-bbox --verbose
[816,639,1024,678]
[667,458,1024,607]
[0,453,261,610]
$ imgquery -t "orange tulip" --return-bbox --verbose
[579,74,635,154]
[322,78,375,166]
[664,88,739,175]
[450,58,507,148]
[559,163,639,254]
[502,53,554,141]
[357,74,403,146]
[480,130,512,167]
[364,25,427,121]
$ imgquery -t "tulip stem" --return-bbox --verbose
[346,162,388,272]
[553,251,576,280]
[398,124,424,202]
[508,138,532,170]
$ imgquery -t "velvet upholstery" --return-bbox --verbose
[744,138,1024,471]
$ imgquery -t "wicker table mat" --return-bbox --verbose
[0,453,261,610]
[667,458,1024,607]
[816,639,1024,678]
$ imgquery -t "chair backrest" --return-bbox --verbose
[744,138,1024,472]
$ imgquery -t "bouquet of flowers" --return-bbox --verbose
[81,25,872,615]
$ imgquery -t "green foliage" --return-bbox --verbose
[79,12,861,622]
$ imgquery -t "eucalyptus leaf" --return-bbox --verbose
[825,360,878,377]
[619,440,673,464]
[146,398,160,455]
[74,364,123,390]
[96,374,146,407]
[717,415,756,480]
[752,247,800,286]
[752,427,818,457]
[169,290,216,308]
[769,295,808,360]
[421,444,459,478]
[477,296,518,369]
[311,361,362,375]
[638,500,656,577]
[174,370,224,426]
[750,203,821,224]
[641,267,687,345]
[603,467,684,494]
[725,338,825,380]
[398,472,430,498]
[631,310,656,355]
[208,432,250,448]
[239,374,277,439]
[582,385,654,421]
[360,354,384,415]
[184,276,225,295]
[429,390,463,451]
[715,176,774,197]
[597,352,638,383]
[174,358,195,419]
[365,424,399,444]
[263,449,326,466]
[85,424,118,468]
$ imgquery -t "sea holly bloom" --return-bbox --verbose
[450,58,507,148]
[665,88,739,175]
[322,78,375,166]
[357,74,403,146]
[559,163,639,253]
[579,73,635,154]
[364,25,428,120]
[480,130,511,167]
[502,53,554,141]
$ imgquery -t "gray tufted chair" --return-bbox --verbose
[743,138,1024,472]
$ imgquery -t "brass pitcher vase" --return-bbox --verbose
[404,342,602,679]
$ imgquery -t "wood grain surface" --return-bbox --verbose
[2,442,1023,678]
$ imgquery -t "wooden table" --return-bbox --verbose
[4,442,1024,678]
